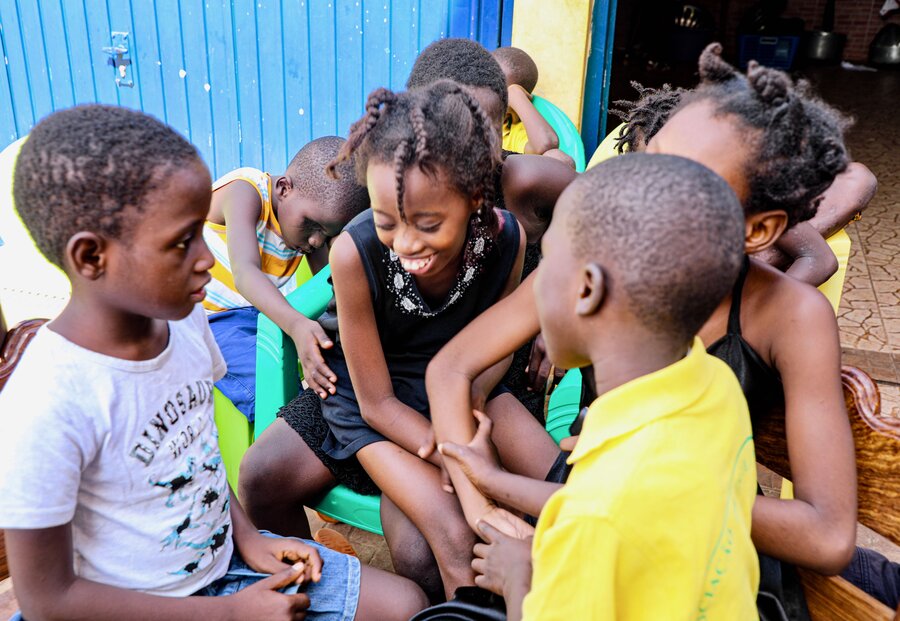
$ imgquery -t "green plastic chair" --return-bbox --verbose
[531,95,587,172]
[214,260,315,494]
[254,265,385,535]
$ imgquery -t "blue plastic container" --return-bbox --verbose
[738,35,800,70]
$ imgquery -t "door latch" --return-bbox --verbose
[102,31,133,88]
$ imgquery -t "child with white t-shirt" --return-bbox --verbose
[0,105,426,621]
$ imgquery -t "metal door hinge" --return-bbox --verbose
[102,31,133,88]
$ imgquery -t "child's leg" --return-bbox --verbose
[357,441,477,600]
[357,564,430,620]
[485,393,560,479]
[380,495,444,604]
[200,534,426,621]
[841,546,900,609]
[239,418,336,538]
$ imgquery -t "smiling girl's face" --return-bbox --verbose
[367,162,480,282]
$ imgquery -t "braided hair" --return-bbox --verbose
[685,43,851,226]
[328,79,501,232]
[610,82,687,153]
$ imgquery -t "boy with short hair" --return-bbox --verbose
[204,136,369,418]
[453,153,759,619]
[0,105,425,621]
[491,47,573,168]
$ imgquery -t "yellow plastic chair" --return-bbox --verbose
[586,122,628,170]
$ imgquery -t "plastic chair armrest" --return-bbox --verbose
[255,266,334,439]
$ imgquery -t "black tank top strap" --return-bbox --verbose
[727,256,751,336]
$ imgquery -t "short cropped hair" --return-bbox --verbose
[565,153,745,341]
[492,47,539,93]
[13,105,200,268]
[288,136,369,222]
[406,38,508,114]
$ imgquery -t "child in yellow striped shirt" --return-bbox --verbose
[203,137,368,421]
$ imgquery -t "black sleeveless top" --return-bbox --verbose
[707,258,809,621]
[319,208,521,460]
[706,257,784,422]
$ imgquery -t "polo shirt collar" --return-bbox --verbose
[568,337,714,464]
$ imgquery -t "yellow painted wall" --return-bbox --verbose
[511,0,593,129]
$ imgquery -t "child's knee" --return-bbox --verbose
[238,441,291,507]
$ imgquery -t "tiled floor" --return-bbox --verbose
[1,64,898,616]
[804,66,900,411]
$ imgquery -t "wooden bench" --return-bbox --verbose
[754,365,900,620]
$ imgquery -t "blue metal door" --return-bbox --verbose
[0,0,510,177]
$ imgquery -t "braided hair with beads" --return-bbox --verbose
[327,79,502,235]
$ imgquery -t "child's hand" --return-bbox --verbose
[229,564,311,620]
[508,83,534,103]
[416,428,455,492]
[559,434,579,452]
[438,410,501,494]
[526,334,565,393]
[289,316,337,399]
[240,532,324,585]
[479,506,536,540]
[472,519,533,596]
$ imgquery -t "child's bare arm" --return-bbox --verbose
[774,222,838,286]
[329,233,437,461]
[438,409,561,517]
[501,155,577,244]
[751,276,857,575]
[507,84,559,155]
[228,487,323,583]
[5,525,310,621]
[427,271,541,531]
[808,162,877,239]
[218,181,336,397]
[466,225,526,408]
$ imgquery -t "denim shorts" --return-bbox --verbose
[208,306,261,422]
[841,546,900,609]
[8,535,360,621]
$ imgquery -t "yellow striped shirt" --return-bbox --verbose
[202,167,304,313]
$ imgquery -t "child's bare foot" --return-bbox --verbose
[313,528,358,557]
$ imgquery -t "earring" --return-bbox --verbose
[474,204,487,225]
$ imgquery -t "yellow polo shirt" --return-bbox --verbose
[523,339,759,620]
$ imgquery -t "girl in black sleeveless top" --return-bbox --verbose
[311,81,534,601]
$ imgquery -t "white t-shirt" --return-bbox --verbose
[0,305,233,597]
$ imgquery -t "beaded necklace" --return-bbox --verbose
[384,216,493,318]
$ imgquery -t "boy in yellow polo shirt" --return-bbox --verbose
[458,154,759,620]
